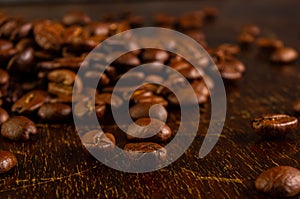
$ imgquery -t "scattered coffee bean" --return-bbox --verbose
[270,47,298,63]
[124,142,167,162]
[126,117,172,142]
[293,99,300,113]
[38,103,71,122]
[81,130,115,151]
[12,90,49,114]
[1,116,37,141]
[255,37,283,51]
[242,24,260,37]
[130,102,168,121]
[251,114,298,138]
[255,166,300,197]
[61,11,91,26]
[0,150,17,173]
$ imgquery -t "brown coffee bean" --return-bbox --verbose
[62,11,91,26]
[74,99,106,119]
[115,71,145,86]
[237,32,255,44]
[1,116,37,141]
[38,56,84,70]
[113,52,140,68]
[203,6,218,20]
[86,22,110,36]
[96,93,123,108]
[293,100,300,113]
[0,69,9,85]
[178,12,204,30]
[34,20,65,51]
[126,117,172,142]
[7,47,35,75]
[10,22,33,41]
[270,47,298,63]
[251,114,298,138]
[255,166,300,197]
[242,24,260,37]
[130,103,168,121]
[134,95,168,107]
[38,103,71,122]
[0,107,9,125]
[0,150,17,173]
[217,58,245,80]
[0,39,13,51]
[81,130,115,151]
[12,90,48,114]
[256,37,283,51]
[141,49,169,63]
[217,44,240,55]
[154,14,176,27]
[124,142,167,162]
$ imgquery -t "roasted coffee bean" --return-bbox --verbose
[255,166,300,197]
[15,38,34,51]
[38,56,84,70]
[126,117,172,142]
[113,52,140,68]
[38,103,71,122]
[154,13,176,27]
[217,43,240,55]
[293,100,300,113]
[115,71,145,86]
[0,107,9,125]
[0,18,20,38]
[270,47,298,63]
[256,37,283,51]
[86,22,110,36]
[10,22,33,41]
[145,75,164,84]
[141,49,169,63]
[62,11,91,26]
[0,69,9,85]
[34,20,65,51]
[241,24,260,37]
[7,47,35,75]
[124,142,167,162]
[134,95,168,107]
[217,57,245,80]
[81,130,115,151]
[251,114,298,138]
[0,39,13,51]
[74,99,106,119]
[130,103,168,121]
[177,12,204,30]
[0,150,17,173]
[96,93,123,108]
[3,81,23,104]
[184,30,206,45]
[48,69,81,96]
[237,32,255,45]
[203,6,218,20]
[0,48,17,63]
[12,90,48,114]
[1,116,37,141]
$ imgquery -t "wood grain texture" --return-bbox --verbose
[0,0,300,198]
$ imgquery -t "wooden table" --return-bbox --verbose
[0,0,300,198]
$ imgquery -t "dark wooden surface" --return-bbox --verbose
[1,0,300,198]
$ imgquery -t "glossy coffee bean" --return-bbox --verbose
[0,69,9,85]
[241,24,260,37]
[81,130,115,151]
[255,166,300,197]
[115,71,145,86]
[0,107,9,125]
[217,58,245,80]
[62,11,91,26]
[0,39,13,51]
[7,47,35,75]
[113,52,140,68]
[34,20,65,51]
[1,116,37,141]
[124,142,167,162]
[38,103,71,122]
[12,90,49,114]
[126,117,172,142]
[96,93,123,108]
[270,47,298,63]
[134,95,168,107]
[217,43,240,55]
[237,32,255,44]
[141,49,169,63]
[0,150,17,173]
[130,102,168,121]
[251,114,298,138]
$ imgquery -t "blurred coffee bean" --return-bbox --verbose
[293,100,300,113]
[1,116,37,141]
[12,90,48,114]
[203,6,218,20]
[177,12,204,30]
[0,39,13,51]
[141,49,169,63]
[81,130,116,151]
[217,57,245,80]
[10,22,33,41]
[38,103,71,122]
[130,102,168,121]
[74,99,106,119]
[86,22,110,36]
[154,13,176,27]
[256,37,283,51]
[0,69,9,85]
[251,114,298,138]
[115,71,145,86]
[0,150,17,173]
[237,32,255,45]
[38,56,84,70]
[96,93,123,108]
[134,95,168,107]
[34,20,65,51]
[0,18,20,38]
[0,107,9,125]
[270,47,298,63]
[126,117,172,142]
[62,11,91,26]
[217,43,240,55]
[241,24,260,37]
[113,52,140,68]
